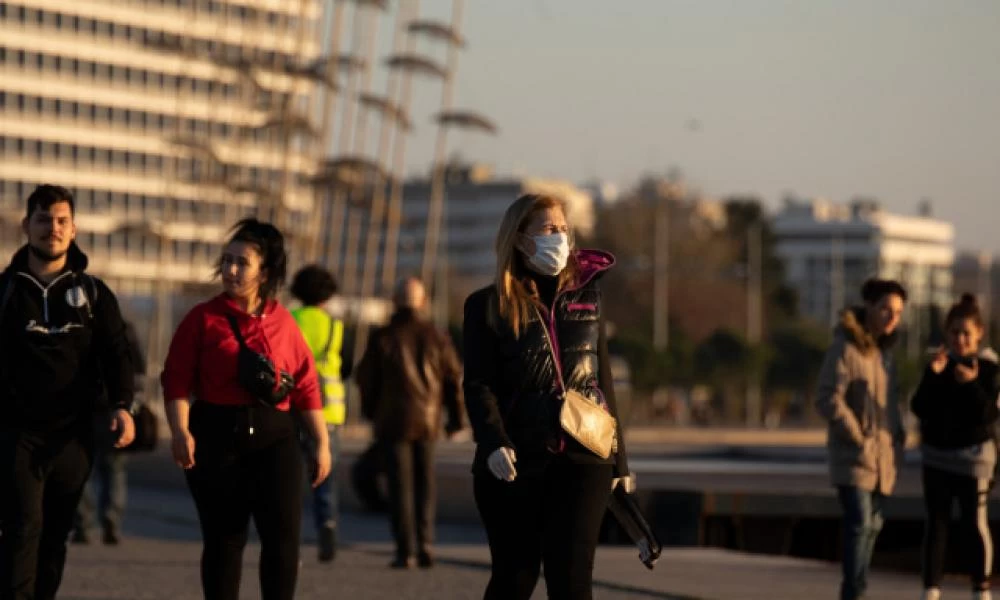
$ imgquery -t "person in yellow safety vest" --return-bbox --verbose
[290,265,350,563]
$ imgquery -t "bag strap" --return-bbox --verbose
[532,305,567,395]
[74,273,99,319]
[225,314,248,348]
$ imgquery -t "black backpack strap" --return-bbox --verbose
[85,274,99,305]
[0,272,13,325]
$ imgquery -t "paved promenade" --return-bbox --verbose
[56,485,976,600]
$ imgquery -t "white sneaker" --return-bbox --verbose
[921,588,941,600]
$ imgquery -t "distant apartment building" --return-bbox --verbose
[0,0,324,323]
[772,198,954,330]
[395,163,596,302]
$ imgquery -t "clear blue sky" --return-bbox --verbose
[346,0,1000,253]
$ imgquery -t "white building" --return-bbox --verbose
[773,198,954,328]
[396,163,596,301]
[0,0,325,319]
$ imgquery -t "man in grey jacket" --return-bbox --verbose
[816,278,907,600]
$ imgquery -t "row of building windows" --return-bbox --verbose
[1,179,314,234]
[0,84,298,149]
[1,89,239,139]
[115,0,302,28]
[1,45,245,105]
[0,219,226,265]
[0,4,308,75]
[1,180,237,222]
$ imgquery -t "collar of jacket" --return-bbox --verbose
[838,306,898,354]
[7,241,89,276]
[517,248,617,299]
[212,292,278,319]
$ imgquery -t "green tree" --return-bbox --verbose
[766,322,831,419]
[695,329,771,423]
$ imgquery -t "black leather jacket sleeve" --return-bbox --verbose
[462,290,514,456]
[92,278,135,413]
[598,310,630,477]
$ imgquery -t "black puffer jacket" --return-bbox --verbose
[462,249,629,477]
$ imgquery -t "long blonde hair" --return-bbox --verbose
[493,194,577,336]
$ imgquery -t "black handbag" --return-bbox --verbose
[225,315,295,408]
[607,484,662,570]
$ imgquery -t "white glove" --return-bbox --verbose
[487,447,517,482]
[612,473,636,494]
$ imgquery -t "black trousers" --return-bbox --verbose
[921,465,993,591]
[0,429,94,600]
[473,457,614,600]
[185,403,303,600]
[385,440,436,559]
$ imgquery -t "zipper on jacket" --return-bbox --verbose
[17,271,74,323]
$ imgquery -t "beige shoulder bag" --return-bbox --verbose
[534,307,618,459]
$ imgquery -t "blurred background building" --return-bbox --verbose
[395,160,596,313]
[772,197,954,324]
[0,0,329,396]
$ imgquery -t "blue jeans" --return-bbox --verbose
[310,426,340,532]
[836,486,886,600]
[75,447,127,533]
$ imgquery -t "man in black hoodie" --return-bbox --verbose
[0,185,135,600]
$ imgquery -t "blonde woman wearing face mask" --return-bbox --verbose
[462,193,632,600]
[912,294,999,600]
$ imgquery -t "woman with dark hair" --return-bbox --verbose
[912,294,998,600]
[816,278,908,600]
[160,218,331,600]
[463,193,632,599]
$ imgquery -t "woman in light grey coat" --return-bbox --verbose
[816,278,908,600]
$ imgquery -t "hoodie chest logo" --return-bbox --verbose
[65,286,88,308]
[26,320,84,335]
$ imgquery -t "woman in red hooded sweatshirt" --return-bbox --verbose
[160,218,331,600]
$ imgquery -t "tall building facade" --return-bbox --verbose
[773,198,954,340]
[0,0,326,359]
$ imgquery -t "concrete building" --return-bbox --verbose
[396,163,596,304]
[0,0,324,315]
[772,198,954,333]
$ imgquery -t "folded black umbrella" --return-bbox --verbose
[607,484,662,570]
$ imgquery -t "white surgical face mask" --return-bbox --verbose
[523,232,570,276]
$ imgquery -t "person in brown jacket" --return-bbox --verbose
[816,278,908,600]
[357,277,464,569]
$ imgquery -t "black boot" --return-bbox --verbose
[318,523,337,563]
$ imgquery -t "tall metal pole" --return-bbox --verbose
[352,0,420,365]
[379,57,420,293]
[746,221,763,427]
[327,2,378,275]
[830,233,844,328]
[652,195,670,350]
[273,0,315,243]
[306,0,348,264]
[419,0,465,289]
[339,8,386,293]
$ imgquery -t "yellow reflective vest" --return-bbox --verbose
[291,306,345,425]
